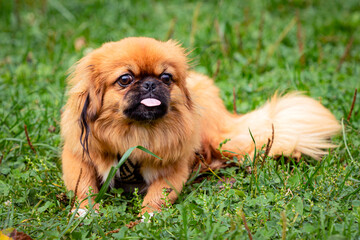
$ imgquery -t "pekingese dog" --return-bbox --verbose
[61,37,340,215]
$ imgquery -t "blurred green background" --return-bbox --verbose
[0,0,359,239]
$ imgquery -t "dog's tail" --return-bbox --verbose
[219,93,340,161]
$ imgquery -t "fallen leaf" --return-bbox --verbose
[0,228,33,240]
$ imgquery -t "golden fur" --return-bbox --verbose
[61,37,340,214]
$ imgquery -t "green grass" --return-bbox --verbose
[1,0,359,239]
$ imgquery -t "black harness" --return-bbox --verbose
[113,154,147,193]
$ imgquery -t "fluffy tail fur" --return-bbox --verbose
[221,93,340,160]
[188,73,340,170]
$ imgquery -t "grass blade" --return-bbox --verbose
[304,160,323,190]
[341,118,356,166]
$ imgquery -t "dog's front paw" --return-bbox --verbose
[141,212,154,223]
[71,208,88,218]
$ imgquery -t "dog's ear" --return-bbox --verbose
[165,40,193,109]
[84,66,104,121]
[68,56,105,122]
[66,55,105,160]
[180,85,193,110]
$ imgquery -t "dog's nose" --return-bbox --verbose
[142,80,157,92]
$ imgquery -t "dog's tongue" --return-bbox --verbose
[141,98,161,107]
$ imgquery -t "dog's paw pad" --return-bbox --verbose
[71,208,87,218]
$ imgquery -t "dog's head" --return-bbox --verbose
[66,37,194,155]
[69,37,191,124]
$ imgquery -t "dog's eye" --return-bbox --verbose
[117,74,134,87]
[160,73,172,85]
